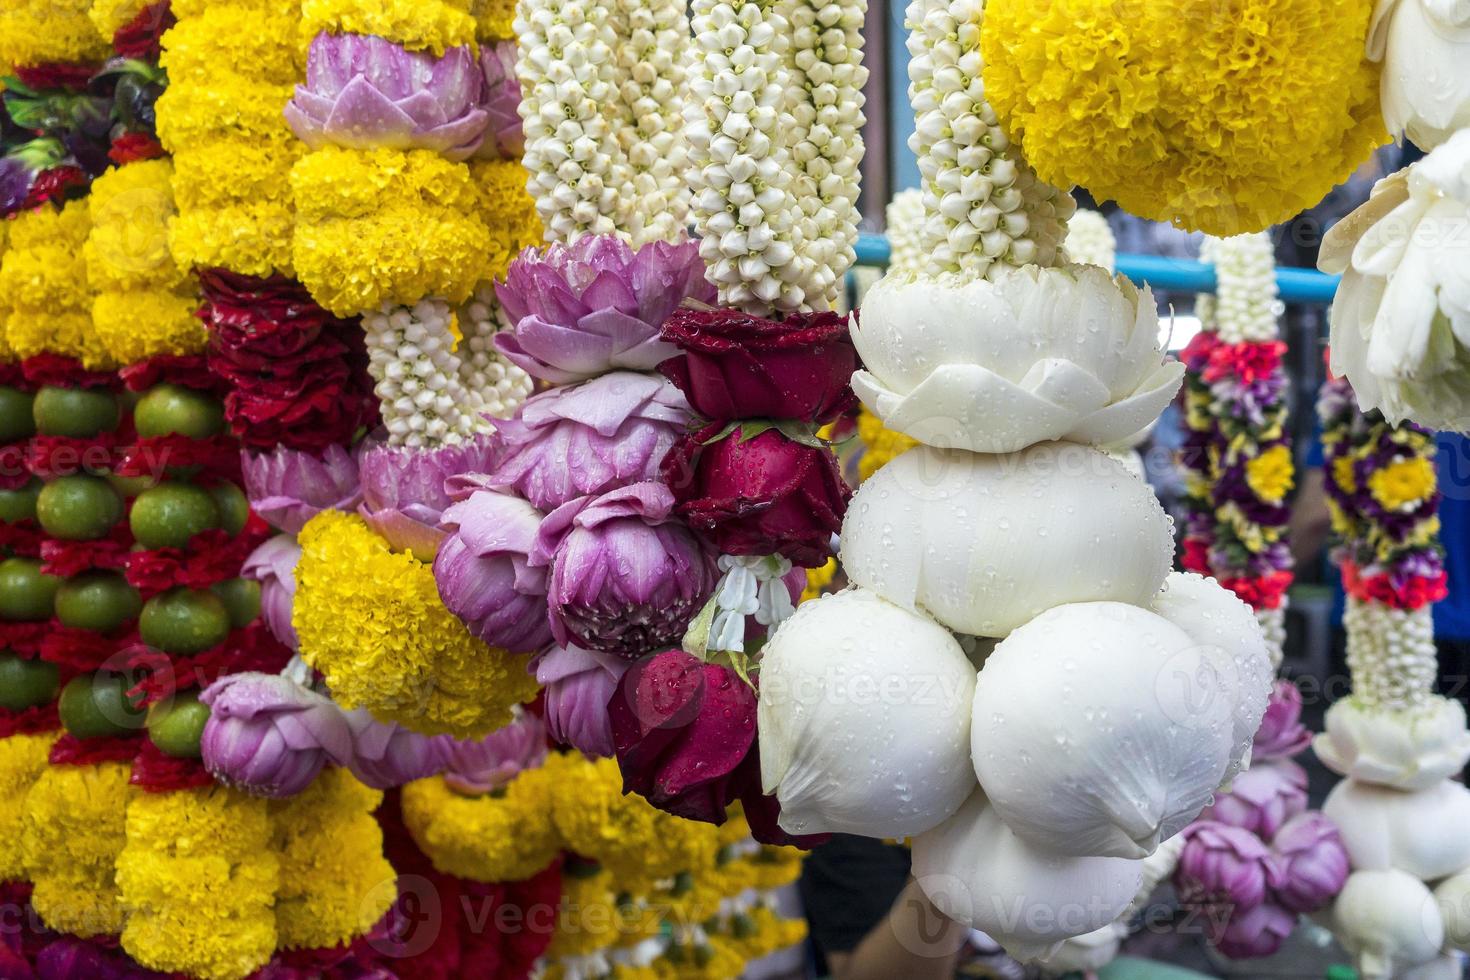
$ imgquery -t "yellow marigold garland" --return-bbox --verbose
[117,785,279,980]
[269,767,397,951]
[544,870,657,961]
[300,0,478,54]
[468,158,543,284]
[87,0,151,41]
[400,767,563,882]
[0,733,58,882]
[979,0,1388,235]
[86,159,206,364]
[294,510,536,737]
[0,200,111,369]
[290,146,492,315]
[158,7,303,86]
[21,762,134,937]
[471,0,515,40]
[0,0,111,67]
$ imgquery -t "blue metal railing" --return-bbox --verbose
[852,232,1341,305]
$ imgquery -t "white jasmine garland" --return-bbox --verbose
[1256,605,1287,671]
[1343,597,1438,708]
[1197,233,1282,343]
[885,188,926,277]
[363,299,489,448]
[516,0,628,243]
[457,285,534,421]
[1062,207,1117,272]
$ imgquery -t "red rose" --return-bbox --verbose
[658,308,857,424]
[661,423,848,567]
[609,649,756,824]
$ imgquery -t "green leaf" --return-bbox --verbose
[681,594,719,661]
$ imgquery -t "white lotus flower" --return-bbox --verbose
[1332,869,1444,980]
[1039,923,1125,974]
[1314,695,1470,791]
[1321,131,1470,431]
[841,442,1173,637]
[911,789,1143,962]
[757,587,978,839]
[1368,0,1470,151]
[1433,871,1470,951]
[851,266,1183,454]
[1324,778,1470,880]
[971,602,1237,860]
[1149,572,1274,786]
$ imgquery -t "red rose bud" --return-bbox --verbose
[661,423,849,568]
[609,648,756,824]
[658,308,858,424]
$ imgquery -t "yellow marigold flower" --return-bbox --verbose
[980,0,1388,235]
[746,845,804,892]
[118,786,279,980]
[0,732,57,881]
[0,0,111,66]
[856,408,917,481]
[295,510,536,737]
[1369,456,1437,510]
[22,761,133,937]
[401,769,563,882]
[169,201,297,279]
[93,291,206,364]
[88,0,149,41]
[471,0,515,40]
[1245,444,1295,504]
[1332,454,1359,495]
[468,159,542,284]
[155,79,298,151]
[300,0,478,54]
[270,768,396,950]
[800,558,837,603]
[1,200,112,368]
[171,140,301,211]
[160,7,304,87]
[291,147,491,314]
[545,871,656,960]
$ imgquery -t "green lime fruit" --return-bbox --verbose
[0,478,41,525]
[32,386,120,438]
[130,482,220,549]
[146,693,211,758]
[58,672,146,739]
[209,482,250,536]
[0,652,60,711]
[55,572,142,632]
[0,386,36,443]
[106,471,160,498]
[212,578,260,629]
[139,588,232,654]
[0,557,61,621]
[36,475,124,541]
[134,384,225,440]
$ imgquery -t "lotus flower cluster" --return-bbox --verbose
[286,32,491,161]
[241,443,362,536]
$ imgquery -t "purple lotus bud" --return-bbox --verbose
[532,482,717,658]
[241,534,302,652]
[1269,811,1350,914]
[495,235,717,384]
[1251,679,1313,761]
[1200,758,1308,839]
[1210,900,1295,959]
[442,709,547,795]
[241,443,362,535]
[434,489,552,652]
[359,433,497,561]
[1175,822,1274,912]
[199,672,353,798]
[532,643,628,758]
[473,40,523,160]
[343,708,452,789]
[485,371,690,511]
[285,32,490,161]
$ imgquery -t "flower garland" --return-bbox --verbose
[0,199,108,368]
[0,732,55,882]
[0,0,111,69]
[1179,233,1295,662]
[1063,208,1116,272]
[884,187,925,278]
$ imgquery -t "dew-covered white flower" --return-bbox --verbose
[1368,0,1470,152]
[757,587,978,839]
[1325,778,1470,880]
[364,299,489,448]
[1197,232,1282,344]
[1332,869,1445,980]
[841,442,1174,637]
[1063,208,1116,272]
[1315,694,1470,791]
[1320,131,1470,431]
[885,188,926,277]
[851,266,1183,454]
[456,285,533,421]
[911,789,1144,962]
[970,601,1240,859]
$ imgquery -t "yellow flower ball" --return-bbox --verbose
[856,408,917,482]
[169,200,297,279]
[401,769,563,882]
[0,0,111,66]
[171,140,301,212]
[155,79,298,151]
[0,733,57,881]
[300,0,478,54]
[980,0,1388,235]
[1244,443,1295,505]
[468,159,542,285]
[22,761,134,937]
[88,0,150,41]
[1369,456,1437,511]
[294,510,537,737]
[160,6,304,86]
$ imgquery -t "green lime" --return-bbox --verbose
[139,588,232,654]
[0,386,36,443]
[0,652,60,711]
[209,482,250,536]
[0,557,61,621]
[36,475,124,541]
[32,386,120,438]
[130,482,220,549]
[211,578,260,629]
[58,671,146,739]
[55,572,142,632]
[146,692,211,758]
[134,384,225,440]
[0,478,41,525]
[106,471,160,499]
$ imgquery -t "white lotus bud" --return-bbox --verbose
[1324,778,1470,881]
[1331,869,1443,980]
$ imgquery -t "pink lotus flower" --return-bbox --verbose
[1269,811,1350,913]
[434,488,551,653]
[358,433,498,561]
[473,40,523,160]
[199,673,352,798]
[1252,679,1313,761]
[344,708,452,790]
[241,443,361,536]
[241,534,302,652]
[532,644,628,759]
[1200,758,1308,839]
[1175,822,1274,912]
[443,710,548,795]
[1210,900,1295,959]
